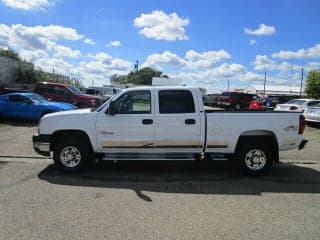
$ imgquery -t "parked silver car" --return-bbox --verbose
[303,102,320,123]
[274,99,320,112]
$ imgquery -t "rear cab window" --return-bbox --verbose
[158,90,195,114]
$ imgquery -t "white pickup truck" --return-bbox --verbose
[33,86,307,175]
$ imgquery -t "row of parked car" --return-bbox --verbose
[203,91,320,123]
[0,82,104,121]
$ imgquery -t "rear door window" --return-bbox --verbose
[159,90,195,114]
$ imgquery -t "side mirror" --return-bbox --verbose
[108,101,117,115]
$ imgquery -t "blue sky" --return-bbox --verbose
[0,0,320,92]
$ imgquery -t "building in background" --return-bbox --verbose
[245,85,304,96]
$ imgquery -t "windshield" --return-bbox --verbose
[28,94,47,102]
[67,86,83,94]
[285,99,305,105]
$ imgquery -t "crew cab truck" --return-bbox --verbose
[33,86,307,175]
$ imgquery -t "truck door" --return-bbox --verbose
[96,90,155,153]
[154,89,203,154]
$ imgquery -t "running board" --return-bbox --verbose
[101,153,230,161]
[102,153,196,161]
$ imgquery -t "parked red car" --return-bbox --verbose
[216,92,258,110]
[34,82,102,108]
[249,99,263,110]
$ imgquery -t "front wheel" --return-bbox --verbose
[237,141,273,176]
[53,138,93,172]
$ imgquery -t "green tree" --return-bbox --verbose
[0,48,21,61]
[305,70,320,99]
[110,67,167,85]
[15,62,38,83]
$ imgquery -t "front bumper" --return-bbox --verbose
[298,139,308,150]
[32,134,51,156]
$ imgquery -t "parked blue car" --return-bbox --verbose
[0,93,77,121]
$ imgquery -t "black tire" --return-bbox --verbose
[236,141,273,176]
[235,104,241,110]
[53,138,93,172]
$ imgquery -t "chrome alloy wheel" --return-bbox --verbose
[244,149,267,171]
[60,146,81,168]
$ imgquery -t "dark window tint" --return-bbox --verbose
[159,90,195,114]
[115,90,151,114]
[307,101,320,106]
[8,95,29,102]
[37,84,54,93]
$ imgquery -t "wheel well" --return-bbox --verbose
[41,110,54,116]
[50,130,93,152]
[235,133,279,162]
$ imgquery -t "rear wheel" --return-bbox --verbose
[53,138,93,172]
[235,104,241,110]
[236,141,273,176]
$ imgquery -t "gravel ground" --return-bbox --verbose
[0,120,319,240]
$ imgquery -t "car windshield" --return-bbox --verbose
[28,94,47,102]
[67,86,83,94]
[285,99,305,105]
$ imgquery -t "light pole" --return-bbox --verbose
[263,71,266,96]
[300,68,304,97]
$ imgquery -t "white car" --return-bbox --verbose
[274,98,320,112]
[303,102,320,123]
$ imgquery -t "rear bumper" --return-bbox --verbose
[32,134,51,156]
[298,139,308,150]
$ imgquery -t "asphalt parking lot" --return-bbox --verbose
[0,120,319,240]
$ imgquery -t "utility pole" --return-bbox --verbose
[227,80,229,92]
[300,68,304,97]
[134,60,139,72]
[263,71,266,96]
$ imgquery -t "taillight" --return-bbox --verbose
[299,115,306,134]
[290,106,298,111]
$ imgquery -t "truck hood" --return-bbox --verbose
[41,108,92,120]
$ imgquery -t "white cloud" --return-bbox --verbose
[253,55,276,71]
[134,10,190,41]
[88,52,112,62]
[19,49,48,62]
[143,51,184,68]
[0,24,84,51]
[143,49,231,69]
[80,52,131,75]
[250,39,256,45]
[253,54,302,74]
[244,24,275,36]
[84,38,95,45]
[33,57,73,74]
[1,0,54,10]
[106,40,121,47]
[272,43,320,59]
[53,45,81,58]
[185,49,231,69]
